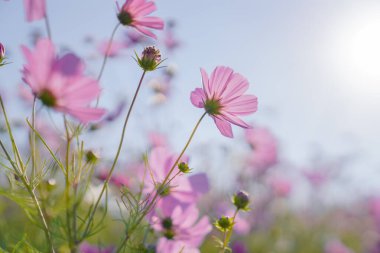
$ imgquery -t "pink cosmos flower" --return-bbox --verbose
[116,0,164,39]
[151,200,212,253]
[24,0,46,22]
[245,127,278,172]
[142,147,208,204]
[21,39,106,123]
[190,66,258,138]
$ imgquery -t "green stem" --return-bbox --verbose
[81,70,147,241]
[44,13,52,40]
[97,23,121,82]
[221,209,239,252]
[0,141,55,253]
[115,112,207,252]
[64,117,73,249]
[31,97,36,179]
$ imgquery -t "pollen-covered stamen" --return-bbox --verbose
[204,99,222,115]
[142,46,161,63]
[118,11,133,26]
[38,89,57,107]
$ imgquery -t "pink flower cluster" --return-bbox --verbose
[141,146,211,252]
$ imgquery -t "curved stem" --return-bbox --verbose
[81,70,147,241]
[115,112,207,252]
[97,23,121,82]
[44,14,52,40]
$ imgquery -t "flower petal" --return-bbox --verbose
[213,116,233,138]
[190,88,205,108]
[224,95,258,115]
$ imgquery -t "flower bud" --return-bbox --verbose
[214,216,234,232]
[85,150,99,163]
[233,191,250,211]
[0,43,5,60]
[136,46,162,71]
[178,162,191,173]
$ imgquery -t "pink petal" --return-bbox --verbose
[24,0,46,22]
[133,25,157,39]
[220,73,249,102]
[53,53,84,76]
[60,78,101,105]
[213,116,233,138]
[190,88,205,108]
[189,173,209,194]
[62,107,106,123]
[209,66,234,98]
[224,95,258,115]
[220,111,251,128]
[134,17,164,29]
[133,2,156,16]
[200,68,211,98]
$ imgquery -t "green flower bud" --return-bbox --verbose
[85,150,99,163]
[178,162,191,173]
[136,46,162,71]
[233,191,250,211]
[214,216,234,232]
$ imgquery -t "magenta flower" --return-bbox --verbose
[116,0,164,39]
[22,39,106,123]
[24,0,46,22]
[190,66,258,138]
[152,201,212,253]
[142,147,208,204]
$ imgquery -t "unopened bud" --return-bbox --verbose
[178,162,191,173]
[233,191,250,211]
[0,43,5,60]
[85,150,99,163]
[214,216,234,232]
[136,46,162,71]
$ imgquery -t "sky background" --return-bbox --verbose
[1,0,380,201]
